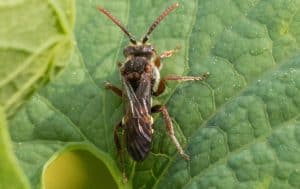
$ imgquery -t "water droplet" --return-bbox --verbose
[289,68,296,73]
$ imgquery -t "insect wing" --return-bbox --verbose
[125,112,152,161]
[122,75,153,161]
[122,79,149,118]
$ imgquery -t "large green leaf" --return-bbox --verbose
[7,0,300,189]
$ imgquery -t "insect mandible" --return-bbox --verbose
[98,2,209,178]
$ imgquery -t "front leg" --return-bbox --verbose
[154,46,180,68]
[159,46,180,59]
[153,72,209,96]
[151,105,189,160]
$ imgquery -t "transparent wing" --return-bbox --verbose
[122,78,149,118]
[122,74,153,161]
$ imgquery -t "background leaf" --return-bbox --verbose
[0,0,74,116]
[6,0,300,189]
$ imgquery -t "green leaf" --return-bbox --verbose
[7,0,300,189]
[0,106,30,189]
[0,0,74,116]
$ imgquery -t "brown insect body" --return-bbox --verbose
[121,43,157,161]
[98,2,209,178]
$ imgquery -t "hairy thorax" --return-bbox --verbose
[122,58,155,90]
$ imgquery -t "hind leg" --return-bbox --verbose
[114,121,127,182]
[151,105,189,160]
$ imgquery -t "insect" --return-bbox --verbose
[98,2,208,178]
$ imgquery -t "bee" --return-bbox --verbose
[98,2,208,178]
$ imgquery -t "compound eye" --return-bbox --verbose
[123,47,133,57]
[151,47,156,53]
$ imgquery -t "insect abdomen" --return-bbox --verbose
[125,118,153,161]
[126,135,152,161]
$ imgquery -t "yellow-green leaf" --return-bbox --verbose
[0,106,30,189]
[0,0,74,116]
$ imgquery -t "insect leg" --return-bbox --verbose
[117,61,122,67]
[159,46,180,59]
[151,105,190,160]
[104,81,123,97]
[114,121,127,182]
[153,72,209,96]
[154,46,180,69]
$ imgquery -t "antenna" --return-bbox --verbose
[98,7,137,44]
[142,2,179,43]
